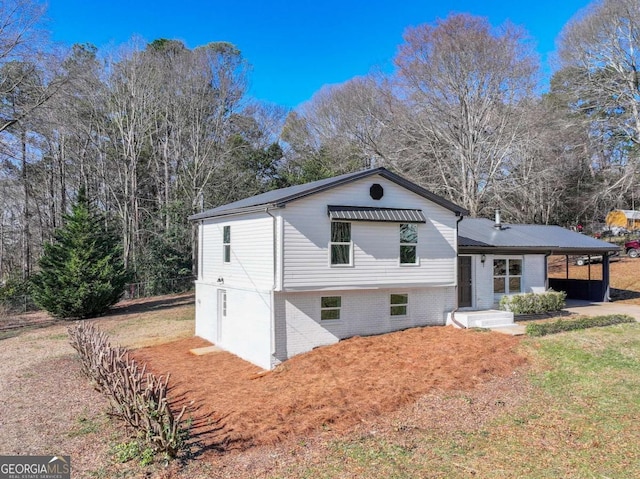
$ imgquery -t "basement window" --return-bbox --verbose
[390,293,408,317]
[321,296,341,320]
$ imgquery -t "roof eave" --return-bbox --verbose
[188,204,282,221]
[459,245,621,255]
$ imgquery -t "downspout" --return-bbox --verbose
[265,207,279,365]
[449,213,467,329]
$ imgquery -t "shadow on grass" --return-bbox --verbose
[172,388,246,460]
[106,293,194,318]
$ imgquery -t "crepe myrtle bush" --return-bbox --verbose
[499,290,566,315]
[68,322,189,459]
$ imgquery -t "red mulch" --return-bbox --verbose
[133,326,526,454]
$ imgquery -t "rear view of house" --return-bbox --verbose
[189,168,467,369]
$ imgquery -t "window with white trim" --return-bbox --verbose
[390,293,408,317]
[223,225,231,263]
[493,258,522,295]
[321,296,341,320]
[330,222,351,265]
[400,223,418,264]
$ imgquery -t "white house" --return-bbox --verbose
[189,167,467,369]
[190,169,620,370]
[454,215,620,328]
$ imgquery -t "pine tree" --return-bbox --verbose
[32,188,130,319]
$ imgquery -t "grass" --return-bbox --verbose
[277,322,640,479]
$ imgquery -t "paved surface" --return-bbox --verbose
[563,300,640,321]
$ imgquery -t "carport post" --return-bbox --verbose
[603,253,610,302]
[565,255,569,278]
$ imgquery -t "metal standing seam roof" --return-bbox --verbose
[459,218,620,254]
[327,205,427,223]
[188,167,468,221]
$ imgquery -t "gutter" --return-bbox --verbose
[449,213,467,329]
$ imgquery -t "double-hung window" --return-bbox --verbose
[400,223,418,264]
[390,293,409,317]
[321,296,341,320]
[493,258,522,296]
[330,222,352,265]
[223,225,231,263]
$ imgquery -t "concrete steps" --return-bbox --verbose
[447,310,514,329]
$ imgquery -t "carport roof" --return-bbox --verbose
[459,218,620,255]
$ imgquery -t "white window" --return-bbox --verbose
[493,259,522,295]
[321,296,341,320]
[390,293,408,317]
[330,222,352,266]
[400,223,418,264]
[223,225,230,263]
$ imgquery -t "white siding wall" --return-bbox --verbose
[471,254,548,310]
[272,287,455,362]
[200,212,274,290]
[195,282,272,370]
[280,176,458,290]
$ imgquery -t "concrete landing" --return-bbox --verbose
[447,309,515,329]
[189,345,222,356]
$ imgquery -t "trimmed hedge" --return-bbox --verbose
[526,314,636,337]
[499,290,566,315]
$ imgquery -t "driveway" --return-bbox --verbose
[563,300,640,321]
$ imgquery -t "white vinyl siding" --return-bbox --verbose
[200,212,274,290]
[281,176,457,290]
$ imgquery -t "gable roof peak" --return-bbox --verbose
[189,167,467,221]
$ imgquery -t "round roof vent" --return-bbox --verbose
[370,183,384,200]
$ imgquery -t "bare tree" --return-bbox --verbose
[392,14,539,217]
[556,0,640,211]
[558,0,640,146]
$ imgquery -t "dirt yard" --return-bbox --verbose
[133,327,525,453]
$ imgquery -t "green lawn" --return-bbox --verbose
[271,323,640,479]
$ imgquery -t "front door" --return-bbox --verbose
[458,256,473,308]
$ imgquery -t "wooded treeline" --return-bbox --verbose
[1,0,639,287]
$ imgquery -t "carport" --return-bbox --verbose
[458,217,621,303]
[547,250,618,302]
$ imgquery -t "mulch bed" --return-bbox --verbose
[133,325,526,455]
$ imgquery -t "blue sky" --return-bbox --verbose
[46,0,593,108]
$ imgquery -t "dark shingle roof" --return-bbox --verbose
[189,167,467,221]
[459,218,620,254]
